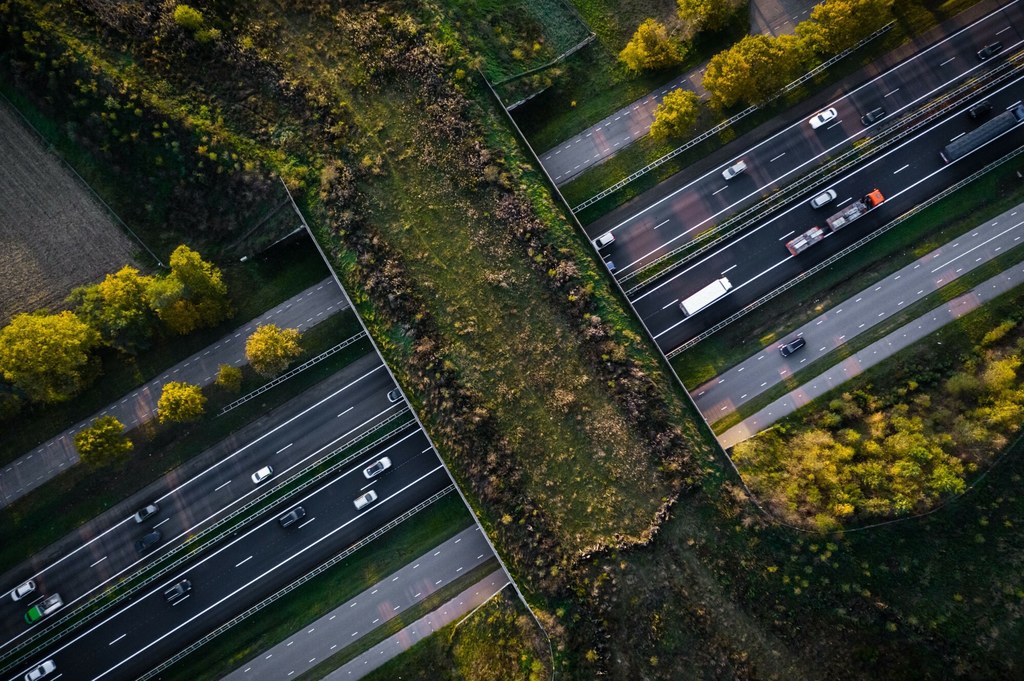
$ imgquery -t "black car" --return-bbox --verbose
[977,42,1003,61]
[967,101,993,120]
[860,107,886,126]
[779,337,807,357]
[163,578,191,604]
[134,529,163,556]
[278,506,306,528]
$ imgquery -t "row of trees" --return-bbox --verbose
[0,245,229,408]
[627,0,894,140]
[733,322,1024,531]
[73,323,303,465]
[619,0,746,73]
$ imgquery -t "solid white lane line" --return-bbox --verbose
[87,465,449,680]
[637,71,1024,307]
[235,556,253,568]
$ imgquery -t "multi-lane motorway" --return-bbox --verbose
[0,348,473,680]
[586,1,1024,354]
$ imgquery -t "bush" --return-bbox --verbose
[172,5,205,31]
[215,364,244,393]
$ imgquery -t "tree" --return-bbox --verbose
[146,245,231,335]
[70,266,156,354]
[649,89,701,140]
[215,363,243,393]
[245,324,302,377]
[158,381,207,423]
[619,19,686,73]
[0,311,100,403]
[677,0,741,34]
[74,416,133,466]
[172,4,205,31]
[796,0,893,55]
[702,34,805,108]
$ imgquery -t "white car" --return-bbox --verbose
[363,457,392,479]
[23,660,56,681]
[808,107,838,129]
[251,466,274,485]
[809,189,837,209]
[593,231,615,248]
[721,160,746,180]
[10,580,35,602]
[354,490,378,510]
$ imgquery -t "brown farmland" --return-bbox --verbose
[0,99,142,323]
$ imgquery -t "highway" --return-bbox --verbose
[0,351,402,651]
[588,0,1024,279]
[631,72,1024,352]
[6,428,451,681]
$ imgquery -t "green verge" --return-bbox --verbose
[711,241,1024,433]
[673,156,1024,388]
[159,492,475,681]
[0,311,366,570]
[0,235,331,466]
[297,559,500,681]
[358,587,550,681]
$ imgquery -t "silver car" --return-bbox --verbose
[354,490,378,510]
[251,465,274,485]
[809,189,837,209]
[593,231,615,248]
[10,580,35,602]
[23,660,56,681]
[363,457,392,479]
[721,160,747,180]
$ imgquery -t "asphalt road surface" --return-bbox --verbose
[326,569,510,681]
[589,0,1024,281]
[719,258,1024,447]
[223,525,494,681]
[0,278,347,508]
[693,199,1024,416]
[7,427,452,681]
[0,351,399,650]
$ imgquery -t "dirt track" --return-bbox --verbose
[0,99,142,324]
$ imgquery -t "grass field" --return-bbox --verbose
[0,96,144,323]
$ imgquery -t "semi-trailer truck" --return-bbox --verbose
[785,226,826,255]
[825,189,884,231]
[679,277,732,316]
[941,102,1024,163]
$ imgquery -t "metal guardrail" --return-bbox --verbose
[666,143,1024,359]
[624,49,1024,295]
[570,22,895,213]
[137,485,456,681]
[218,331,367,415]
[0,412,415,674]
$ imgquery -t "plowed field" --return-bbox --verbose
[0,99,141,324]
